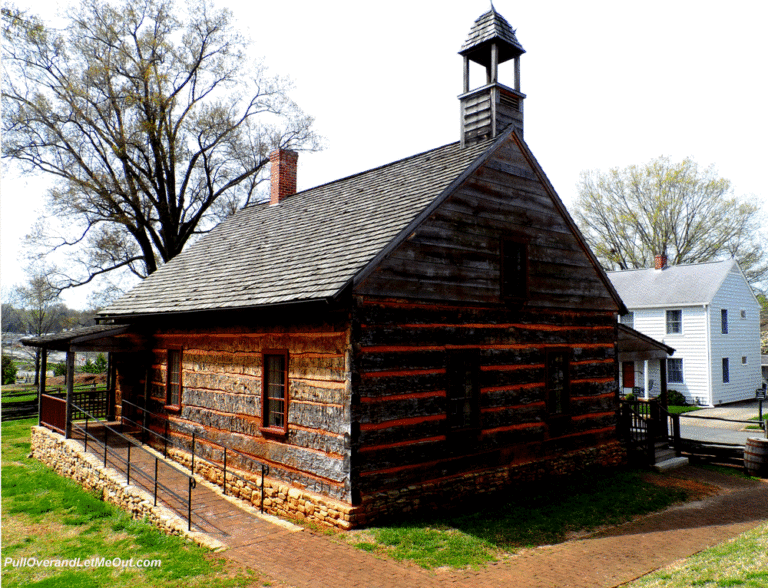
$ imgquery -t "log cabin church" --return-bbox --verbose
[27,8,635,528]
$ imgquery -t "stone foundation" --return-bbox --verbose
[30,426,224,549]
[353,441,627,527]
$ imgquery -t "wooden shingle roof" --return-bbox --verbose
[460,7,525,65]
[103,137,498,317]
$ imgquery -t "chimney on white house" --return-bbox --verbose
[269,149,298,205]
[654,254,668,270]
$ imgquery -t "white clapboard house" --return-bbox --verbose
[608,256,762,406]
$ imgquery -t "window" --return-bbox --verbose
[262,352,288,433]
[741,309,747,319]
[620,312,634,329]
[446,350,480,432]
[721,309,728,334]
[742,356,748,365]
[501,239,528,301]
[722,358,730,383]
[666,310,682,334]
[546,350,570,416]
[667,358,683,384]
[166,349,182,409]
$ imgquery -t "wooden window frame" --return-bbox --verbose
[261,350,289,436]
[445,349,481,436]
[546,348,571,418]
[667,358,684,384]
[165,348,183,412]
[666,310,682,334]
[721,309,728,334]
[500,238,529,302]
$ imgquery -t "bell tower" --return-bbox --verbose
[459,6,526,146]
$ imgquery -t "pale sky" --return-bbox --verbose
[2,0,766,309]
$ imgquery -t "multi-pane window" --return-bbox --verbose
[722,358,730,383]
[166,349,182,408]
[446,351,480,432]
[501,239,528,300]
[667,358,683,384]
[721,309,728,334]
[620,312,634,328]
[666,310,682,334]
[263,352,288,432]
[546,350,570,415]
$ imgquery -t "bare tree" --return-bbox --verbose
[573,156,767,286]
[12,269,67,385]
[2,0,321,290]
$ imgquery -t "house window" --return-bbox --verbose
[262,352,288,433]
[721,309,728,334]
[666,310,682,334]
[667,358,683,384]
[741,309,747,319]
[546,350,570,415]
[620,312,634,328]
[742,356,748,365]
[166,349,182,409]
[722,358,730,383]
[446,350,480,432]
[501,239,528,301]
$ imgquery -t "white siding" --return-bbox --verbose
[633,306,710,405]
[709,266,762,404]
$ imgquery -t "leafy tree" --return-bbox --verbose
[82,353,107,374]
[2,355,18,385]
[2,0,321,291]
[573,156,767,286]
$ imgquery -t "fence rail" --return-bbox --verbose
[121,399,269,511]
[3,385,109,422]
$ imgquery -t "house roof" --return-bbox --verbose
[460,7,525,65]
[607,259,742,309]
[21,324,133,351]
[617,323,675,360]
[103,136,498,318]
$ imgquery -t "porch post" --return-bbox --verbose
[64,351,75,439]
[659,358,668,408]
[38,348,47,426]
[106,352,116,421]
[643,360,650,400]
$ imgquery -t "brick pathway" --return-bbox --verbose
[80,430,768,588]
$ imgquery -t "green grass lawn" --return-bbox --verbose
[626,521,768,587]
[346,467,697,569]
[1,418,272,588]
[666,405,702,415]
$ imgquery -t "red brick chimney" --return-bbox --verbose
[269,149,298,205]
[654,254,668,270]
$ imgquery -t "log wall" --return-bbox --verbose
[350,298,620,499]
[132,309,353,502]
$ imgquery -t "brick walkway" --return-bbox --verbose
[79,430,768,588]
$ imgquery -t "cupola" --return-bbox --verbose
[459,6,526,146]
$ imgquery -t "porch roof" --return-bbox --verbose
[617,323,675,361]
[20,324,145,353]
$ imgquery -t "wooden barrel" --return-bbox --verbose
[744,437,768,477]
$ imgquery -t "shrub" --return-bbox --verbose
[2,355,18,385]
[81,353,107,374]
[667,389,687,406]
[624,392,635,401]
[52,363,67,377]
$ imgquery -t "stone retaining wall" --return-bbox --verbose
[30,426,223,549]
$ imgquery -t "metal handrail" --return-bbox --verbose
[70,402,196,530]
[121,399,269,512]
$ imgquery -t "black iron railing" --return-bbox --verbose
[71,402,196,531]
[121,399,269,512]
